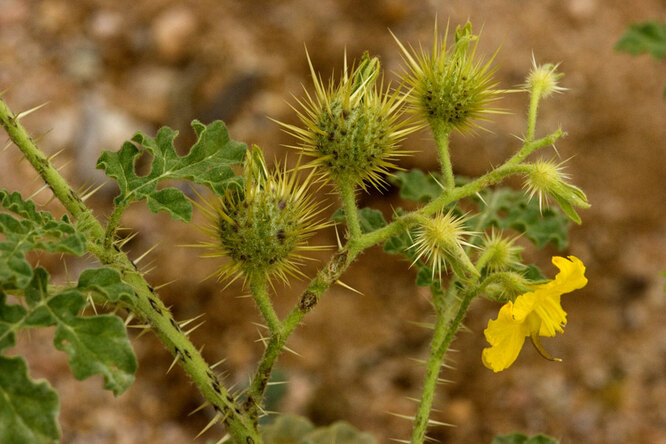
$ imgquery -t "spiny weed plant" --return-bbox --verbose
[0,22,589,444]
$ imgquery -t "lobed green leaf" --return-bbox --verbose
[331,207,387,234]
[391,169,443,203]
[260,414,376,444]
[0,355,60,443]
[615,21,666,59]
[96,120,246,222]
[0,190,86,289]
[17,267,138,395]
[492,433,559,444]
[471,188,570,249]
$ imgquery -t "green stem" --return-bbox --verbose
[244,247,357,421]
[0,97,261,444]
[104,202,128,249]
[525,86,542,143]
[338,179,362,241]
[433,124,454,190]
[249,272,281,335]
[411,287,478,444]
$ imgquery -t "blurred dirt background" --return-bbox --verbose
[1,1,665,443]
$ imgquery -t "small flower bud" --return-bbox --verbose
[523,159,590,223]
[477,230,523,272]
[524,59,565,99]
[483,271,533,302]
[411,211,479,280]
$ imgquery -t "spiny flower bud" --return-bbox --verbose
[411,211,479,280]
[277,51,417,191]
[477,230,523,273]
[482,271,534,302]
[523,159,590,224]
[196,146,328,286]
[524,58,566,99]
[393,22,504,132]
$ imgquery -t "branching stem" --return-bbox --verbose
[0,97,261,444]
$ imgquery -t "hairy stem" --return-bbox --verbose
[104,201,128,249]
[525,85,543,143]
[249,272,281,335]
[411,286,478,444]
[433,124,454,190]
[0,97,261,444]
[244,247,357,421]
[338,180,362,241]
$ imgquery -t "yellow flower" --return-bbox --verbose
[482,256,587,372]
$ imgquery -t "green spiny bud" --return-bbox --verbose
[195,146,329,285]
[477,230,523,272]
[393,21,504,132]
[524,58,565,99]
[523,159,590,223]
[411,211,479,280]
[276,51,418,190]
[482,271,533,302]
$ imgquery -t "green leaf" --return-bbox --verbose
[304,421,377,444]
[415,266,433,287]
[0,355,60,443]
[77,267,134,303]
[0,190,86,289]
[615,21,666,59]
[0,290,27,351]
[472,188,570,249]
[492,433,559,444]
[391,169,443,203]
[21,268,137,395]
[96,120,247,221]
[52,308,137,396]
[261,414,315,444]
[331,207,387,234]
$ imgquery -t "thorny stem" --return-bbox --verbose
[249,272,281,335]
[0,97,262,444]
[244,247,357,422]
[411,286,478,444]
[338,179,362,241]
[104,201,127,249]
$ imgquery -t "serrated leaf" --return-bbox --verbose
[304,421,377,444]
[77,267,134,303]
[331,207,387,234]
[96,120,246,222]
[0,355,60,443]
[261,414,315,444]
[472,188,569,249]
[615,21,666,59]
[20,268,137,395]
[492,433,559,444]
[0,190,86,289]
[391,169,444,203]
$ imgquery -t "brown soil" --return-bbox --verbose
[1,1,665,443]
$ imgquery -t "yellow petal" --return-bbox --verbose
[482,302,530,372]
[542,255,588,294]
[511,290,538,323]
